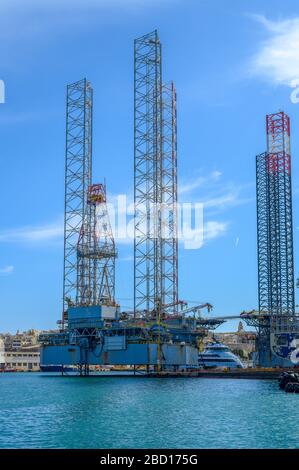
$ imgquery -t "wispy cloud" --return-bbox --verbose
[179,171,222,195]
[0,219,63,244]
[0,172,249,251]
[205,221,229,241]
[203,190,254,211]
[112,173,253,248]
[178,171,254,247]
[180,171,254,212]
[0,265,14,275]
[182,220,229,249]
[248,14,299,86]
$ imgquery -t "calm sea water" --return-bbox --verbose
[0,373,298,449]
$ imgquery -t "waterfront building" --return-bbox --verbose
[0,338,5,368]
[3,347,40,371]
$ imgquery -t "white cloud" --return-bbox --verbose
[205,221,229,241]
[182,220,229,249]
[179,171,222,195]
[0,219,63,244]
[204,192,237,209]
[179,171,254,213]
[0,174,245,251]
[249,14,299,86]
[203,191,254,211]
[178,172,254,248]
[0,265,14,275]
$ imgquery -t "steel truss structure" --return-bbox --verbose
[256,111,295,333]
[162,82,179,313]
[63,79,93,314]
[77,183,116,305]
[134,30,178,317]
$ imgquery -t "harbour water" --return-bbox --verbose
[0,373,298,449]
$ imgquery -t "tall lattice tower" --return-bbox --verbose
[134,30,178,317]
[256,111,295,320]
[63,78,93,314]
[77,183,116,306]
[63,79,116,321]
[161,82,178,312]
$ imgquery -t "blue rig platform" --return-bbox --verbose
[39,305,217,374]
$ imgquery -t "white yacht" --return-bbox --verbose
[199,342,245,369]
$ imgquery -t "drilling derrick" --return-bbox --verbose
[266,112,294,318]
[257,112,294,318]
[63,79,93,316]
[77,183,116,306]
[134,30,162,316]
[134,30,178,318]
[39,37,200,374]
[256,111,298,367]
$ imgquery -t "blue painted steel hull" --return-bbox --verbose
[255,333,299,368]
[41,342,198,367]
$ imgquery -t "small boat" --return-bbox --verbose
[278,371,299,392]
[199,342,244,369]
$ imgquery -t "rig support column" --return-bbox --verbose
[256,111,295,366]
[256,112,294,318]
[134,31,178,317]
[62,79,93,320]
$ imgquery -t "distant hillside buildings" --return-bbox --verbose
[0,329,57,372]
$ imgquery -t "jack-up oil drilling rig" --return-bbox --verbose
[40,32,217,374]
[211,111,299,367]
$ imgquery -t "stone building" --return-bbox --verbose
[0,330,41,371]
[3,347,40,371]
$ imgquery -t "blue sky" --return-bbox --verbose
[1,0,299,332]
